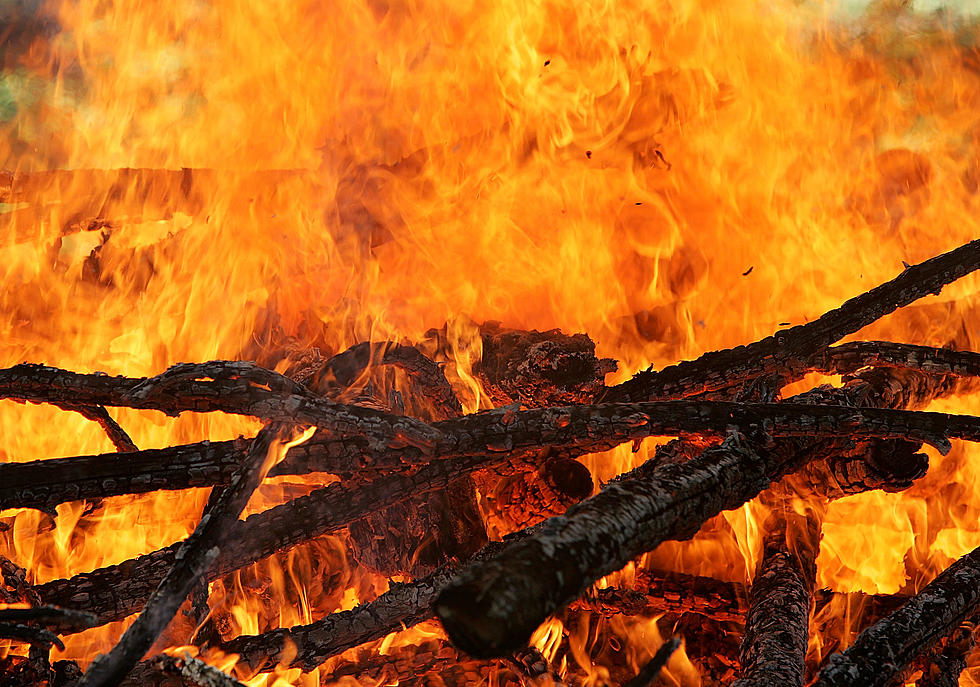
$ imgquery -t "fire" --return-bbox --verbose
[0,0,979,683]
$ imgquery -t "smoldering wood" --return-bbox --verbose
[470,321,617,406]
[31,390,976,626]
[434,433,780,658]
[313,342,488,577]
[579,568,904,626]
[601,237,980,403]
[729,512,818,687]
[434,376,954,663]
[348,472,488,576]
[301,340,463,420]
[1,554,39,605]
[431,367,944,657]
[0,655,82,687]
[78,426,285,687]
[813,545,980,687]
[770,367,950,500]
[316,639,535,687]
[481,456,594,532]
[33,451,532,626]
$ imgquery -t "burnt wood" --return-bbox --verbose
[916,616,978,687]
[6,395,978,512]
[0,360,440,450]
[813,545,980,687]
[50,403,137,453]
[602,237,980,403]
[432,376,967,659]
[32,394,980,626]
[730,512,818,687]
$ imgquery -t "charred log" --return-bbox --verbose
[0,361,440,450]
[434,433,778,658]
[602,237,980,403]
[802,341,980,385]
[1,555,39,605]
[813,545,980,687]
[433,380,959,662]
[348,473,488,576]
[729,511,818,687]
[6,393,978,513]
[472,321,617,406]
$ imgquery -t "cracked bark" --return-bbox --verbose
[729,511,819,687]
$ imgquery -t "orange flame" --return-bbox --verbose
[0,0,979,683]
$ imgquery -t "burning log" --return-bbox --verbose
[299,340,488,577]
[30,394,980,627]
[602,237,980,403]
[5,393,975,515]
[434,432,779,658]
[78,425,302,686]
[800,341,980,385]
[813,545,980,687]
[0,361,440,450]
[468,321,617,406]
[729,511,818,687]
[216,543,478,673]
[580,567,904,626]
[432,381,970,658]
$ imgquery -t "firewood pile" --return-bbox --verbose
[4,236,980,686]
